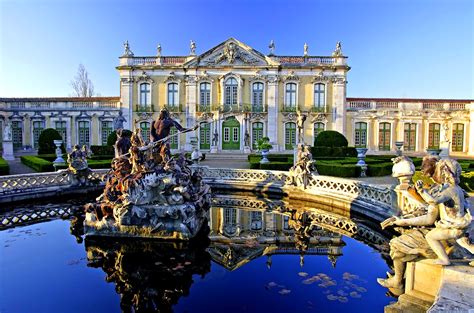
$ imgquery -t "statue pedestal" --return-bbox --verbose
[244,146,251,154]
[210,145,218,154]
[2,140,14,161]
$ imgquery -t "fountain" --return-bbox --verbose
[84,109,211,240]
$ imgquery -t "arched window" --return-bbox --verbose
[404,123,416,151]
[428,123,441,149]
[32,121,44,149]
[452,123,464,152]
[139,83,151,106]
[313,83,325,111]
[224,208,237,234]
[378,122,391,151]
[285,122,296,150]
[252,82,264,112]
[285,83,297,111]
[78,121,90,147]
[199,82,211,110]
[354,122,367,148]
[167,83,178,109]
[140,122,150,143]
[252,122,264,149]
[313,122,325,142]
[224,78,238,110]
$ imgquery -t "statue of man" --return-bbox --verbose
[212,129,218,146]
[268,40,275,55]
[304,43,308,56]
[190,40,196,55]
[296,110,306,143]
[151,109,198,162]
[113,111,127,130]
[3,120,12,141]
[244,131,250,147]
[157,43,162,57]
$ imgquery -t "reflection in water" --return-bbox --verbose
[85,234,211,313]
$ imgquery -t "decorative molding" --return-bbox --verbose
[250,113,267,121]
[249,71,266,82]
[165,71,181,83]
[76,111,91,120]
[184,75,198,84]
[30,111,45,121]
[310,113,328,123]
[284,71,299,82]
[136,71,154,83]
[197,70,214,82]
[206,42,260,65]
[282,112,297,121]
[266,75,280,84]
[312,71,331,83]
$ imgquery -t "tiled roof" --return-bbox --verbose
[0,97,120,102]
[347,97,473,103]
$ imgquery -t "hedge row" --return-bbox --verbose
[413,170,474,193]
[0,157,9,175]
[21,155,113,172]
[90,145,115,156]
[315,159,393,177]
[310,146,357,158]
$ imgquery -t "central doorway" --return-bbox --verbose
[222,117,240,150]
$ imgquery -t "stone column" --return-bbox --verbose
[185,76,198,151]
[119,73,134,130]
[266,75,280,151]
[332,78,347,135]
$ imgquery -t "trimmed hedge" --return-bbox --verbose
[90,145,115,156]
[0,157,9,175]
[316,161,361,178]
[21,156,55,172]
[412,170,474,193]
[107,129,133,146]
[311,146,357,158]
[314,130,348,147]
[259,162,293,171]
[38,128,66,155]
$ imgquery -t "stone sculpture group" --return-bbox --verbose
[84,108,210,240]
[378,154,474,294]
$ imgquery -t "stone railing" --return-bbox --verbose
[347,99,472,112]
[3,101,120,110]
[0,167,395,217]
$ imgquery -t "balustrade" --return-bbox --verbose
[347,101,372,110]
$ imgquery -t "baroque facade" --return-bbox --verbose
[1,38,473,156]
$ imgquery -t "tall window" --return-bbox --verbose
[313,122,325,142]
[55,121,67,144]
[78,121,90,146]
[224,78,238,110]
[378,122,391,151]
[313,83,325,111]
[452,123,464,152]
[252,82,264,112]
[101,121,113,145]
[32,121,44,149]
[285,83,297,110]
[199,82,211,110]
[200,122,210,149]
[404,123,417,151]
[250,211,262,230]
[428,123,441,149]
[140,83,151,105]
[140,122,150,143]
[354,122,367,148]
[170,126,178,149]
[252,122,264,149]
[12,121,23,149]
[285,122,296,150]
[167,83,178,108]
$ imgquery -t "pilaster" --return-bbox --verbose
[185,76,198,151]
[332,77,347,135]
[468,105,474,155]
[266,75,280,151]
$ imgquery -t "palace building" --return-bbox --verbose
[1,38,473,156]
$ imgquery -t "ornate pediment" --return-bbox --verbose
[136,71,154,83]
[284,71,299,82]
[185,38,279,67]
[165,71,181,83]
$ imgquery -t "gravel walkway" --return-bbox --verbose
[6,158,36,175]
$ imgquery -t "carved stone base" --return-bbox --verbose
[2,140,14,161]
[210,146,218,153]
[244,146,251,154]
[85,202,208,240]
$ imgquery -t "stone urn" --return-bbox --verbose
[260,149,270,164]
[53,140,65,164]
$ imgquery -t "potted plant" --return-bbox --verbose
[256,136,272,163]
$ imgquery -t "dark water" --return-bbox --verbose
[0,201,394,313]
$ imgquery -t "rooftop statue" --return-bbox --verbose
[85,109,208,240]
[378,155,474,294]
[122,40,134,57]
[190,40,196,55]
[304,43,308,56]
[332,41,343,57]
[113,111,127,130]
[268,40,275,55]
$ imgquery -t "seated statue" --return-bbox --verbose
[67,145,91,186]
[378,155,474,293]
[288,144,317,189]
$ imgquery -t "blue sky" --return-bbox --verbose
[0,0,472,99]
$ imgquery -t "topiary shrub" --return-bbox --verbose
[0,157,10,175]
[107,129,132,146]
[314,130,348,148]
[38,128,66,155]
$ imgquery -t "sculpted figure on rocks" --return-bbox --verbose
[378,155,474,293]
